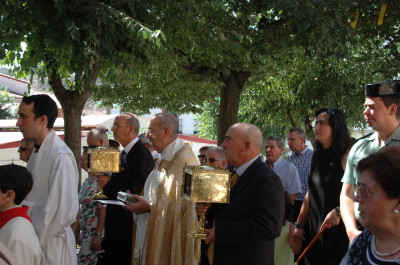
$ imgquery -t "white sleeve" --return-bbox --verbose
[29,154,79,246]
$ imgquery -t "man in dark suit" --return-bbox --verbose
[199,123,284,265]
[97,113,155,265]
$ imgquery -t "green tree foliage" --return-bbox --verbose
[107,0,381,143]
[194,2,400,142]
[0,87,15,119]
[195,99,219,140]
[197,38,400,142]
[0,0,163,187]
[93,48,219,114]
[2,0,400,156]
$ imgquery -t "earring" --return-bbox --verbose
[394,209,399,214]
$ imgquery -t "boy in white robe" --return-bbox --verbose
[0,164,44,265]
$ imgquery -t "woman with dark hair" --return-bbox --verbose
[294,108,352,264]
[341,146,400,264]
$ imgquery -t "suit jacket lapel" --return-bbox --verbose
[225,157,262,201]
[229,157,263,201]
[122,141,141,169]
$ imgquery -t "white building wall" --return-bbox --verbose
[142,108,197,136]
[0,74,29,95]
[179,113,195,135]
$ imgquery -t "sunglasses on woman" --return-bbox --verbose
[18,146,27,152]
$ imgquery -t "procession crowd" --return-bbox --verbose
[0,80,398,265]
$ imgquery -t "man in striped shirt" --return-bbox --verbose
[287,128,313,221]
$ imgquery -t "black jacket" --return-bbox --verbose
[103,140,155,243]
[212,157,284,265]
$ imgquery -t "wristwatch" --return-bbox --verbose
[334,207,341,217]
[294,222,304,230]
[94,232,102,237]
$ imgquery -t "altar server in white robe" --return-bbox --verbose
[16,94,79,265]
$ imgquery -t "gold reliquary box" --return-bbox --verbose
[182,165,231,203]
[90,147,121,173]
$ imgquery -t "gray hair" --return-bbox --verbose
[87,127,109,145]
[266,136,284,149]
[289,128,306,142]
[207,146,225,161]
[139,133,151,145]
[124,112,140,134]
[155,113,179,138]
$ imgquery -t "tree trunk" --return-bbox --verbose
[286,109,297,129]
[217,71,251,144]
[61,93,88,191]
[46,55,100,190]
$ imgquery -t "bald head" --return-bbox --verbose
[238,123,263,151]
[123,112,140,134]
[221,123,263,168]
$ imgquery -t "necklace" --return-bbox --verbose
[372,236,400,257]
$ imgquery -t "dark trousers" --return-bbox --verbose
[96,241,132,265]
[199,241,210,265]
[292,200,310,265]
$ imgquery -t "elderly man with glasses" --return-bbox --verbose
[96,112,154,265]
[124,113,200,265]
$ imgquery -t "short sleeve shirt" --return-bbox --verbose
[341,126,400,219]
[269,158,302,196]
[342,126,400,185]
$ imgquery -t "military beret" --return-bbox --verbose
[365,80,400,98]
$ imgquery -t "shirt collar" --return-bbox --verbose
[385,125,400,145]
[123,137,139,154]
[234,155,260,176]
[294,146,310,157]
[271,157,283,168]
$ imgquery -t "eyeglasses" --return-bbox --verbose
[355,184,378,198]
[198,155,206,161]
[112,124,131,129]
[18,146,27,152]
[207,157,221,163]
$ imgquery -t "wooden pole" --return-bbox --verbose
[294,230,323,265]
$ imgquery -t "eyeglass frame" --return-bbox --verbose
[355,184,378,198]
[197,154,206,160]
[18,146,27,152]
[206,157,221,163]
[146,128,163,137]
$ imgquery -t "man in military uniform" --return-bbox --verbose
[340,80,400,242]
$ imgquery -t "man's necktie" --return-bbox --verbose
[230,172,239,189]
[121,150,126,164]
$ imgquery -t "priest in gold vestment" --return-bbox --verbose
[125,113,200,265]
